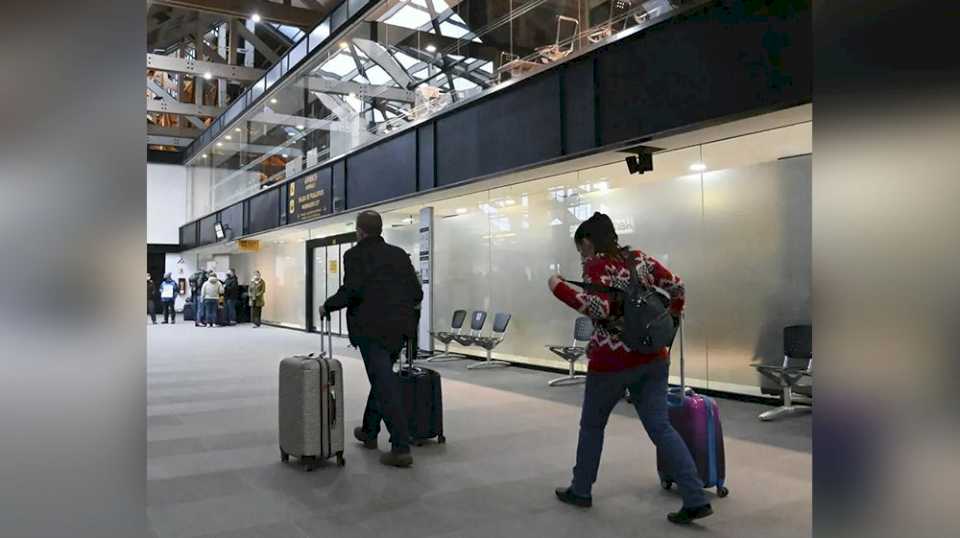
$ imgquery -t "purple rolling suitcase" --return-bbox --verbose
[657,317,729,498]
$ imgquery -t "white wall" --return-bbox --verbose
[147,163,187,245]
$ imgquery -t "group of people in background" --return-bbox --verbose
[147,269,265,327]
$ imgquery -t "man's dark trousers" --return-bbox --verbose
[162,300,176,323]
[357,336,411,454]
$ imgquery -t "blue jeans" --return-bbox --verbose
[193,294,203,323]
[356,336,410,454]
[225,299,237,324]
[203,299,218,325]
[571,360,707,508]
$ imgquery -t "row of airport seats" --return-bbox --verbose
[424,310,513,369]
[426,310,814,421]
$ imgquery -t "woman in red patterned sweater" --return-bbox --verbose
[549,212,712,525]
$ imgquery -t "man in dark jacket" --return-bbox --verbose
[223,269,240,325]
[190,270,206,326]
[147,273,157,324]
[321,210,423,468]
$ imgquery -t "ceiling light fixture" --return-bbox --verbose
[339,41,349,49]
[202,72,212,80]
[689,162,707,172]
[270,98,278,104]
[251,13,262,23]
[225,135,232,140]
[296,124,305,130]
[216,142,223,147]
[202,154,208,158]
[456,207,468,214]
[282,154,288,158]
[425,44,437,53]
[235,127,241,132]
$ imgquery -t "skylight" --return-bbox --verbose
[364,66,394,86]
[452,78,478,91]
[317,53,356,77]
[393,51,420,69]
[384,6,433,30]
[440,21,469,39]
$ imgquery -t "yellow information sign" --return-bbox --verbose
[328,260,338,273]
[238,239,260,252]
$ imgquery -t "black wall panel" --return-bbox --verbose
[562,57,596,155]
[435,72,562,187]
[346,131,416,209]
[220,203,243,240]
[180,222,197,249]
[417,124,435,190]
[199,214,218,244]
[596,0,812,146]
[332,161,346,212]
[247,187,280,234]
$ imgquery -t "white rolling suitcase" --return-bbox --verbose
[278,317,345,470]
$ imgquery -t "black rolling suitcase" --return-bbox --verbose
[183,302,195,321]
[398,326,445,445]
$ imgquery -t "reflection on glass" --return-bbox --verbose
[185,0,684,220]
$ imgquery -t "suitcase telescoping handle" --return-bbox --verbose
[320,313,333,360]
[678,313,685,391]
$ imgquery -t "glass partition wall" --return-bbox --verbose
[385,121,810,395]
[186,0,689,220]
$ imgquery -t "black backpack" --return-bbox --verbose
[567,259,678,354]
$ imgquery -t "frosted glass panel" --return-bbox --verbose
[432,192,492,344]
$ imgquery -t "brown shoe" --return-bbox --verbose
[380,451,413,468]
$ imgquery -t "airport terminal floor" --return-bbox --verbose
[147,323,811,538]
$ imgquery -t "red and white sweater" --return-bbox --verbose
[551,247,685,373]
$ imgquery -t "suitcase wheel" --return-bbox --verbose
[336,452,345,467]
[280,449,289,463]
[302,456,318,472]
[438,434,446,444]
[717,486,729,498]
[661,480,674,490]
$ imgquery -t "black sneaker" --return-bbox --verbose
[353,427,377,449]
[667,504,713,525]
[555,487,592,508]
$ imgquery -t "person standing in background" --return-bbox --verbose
[249,271,265,327]
[159,272,178,324]
[200,272,223,328]
[190,269,206,327]
[147,273,157,325]
[223,269,240,326]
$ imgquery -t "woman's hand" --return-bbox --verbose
[547,274,564,292]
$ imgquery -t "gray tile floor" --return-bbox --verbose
[148,322,811,538]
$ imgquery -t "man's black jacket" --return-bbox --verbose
[223,275,240,300]
[323,236,423,352]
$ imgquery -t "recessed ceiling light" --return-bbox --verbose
[225,135,232,140]
[296,124,305,130]
[270,98,277,104]
[339,41,349,49]
[456,207,468,214]
[202,154,208,158]
[425,44,437,53]
[235,127,241,132]
[251,13,261,23]
[282,154,288,158]
[216,142,223,147]
[348,92,356,98]
[203,72,212,80]
[689,162,707,172]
